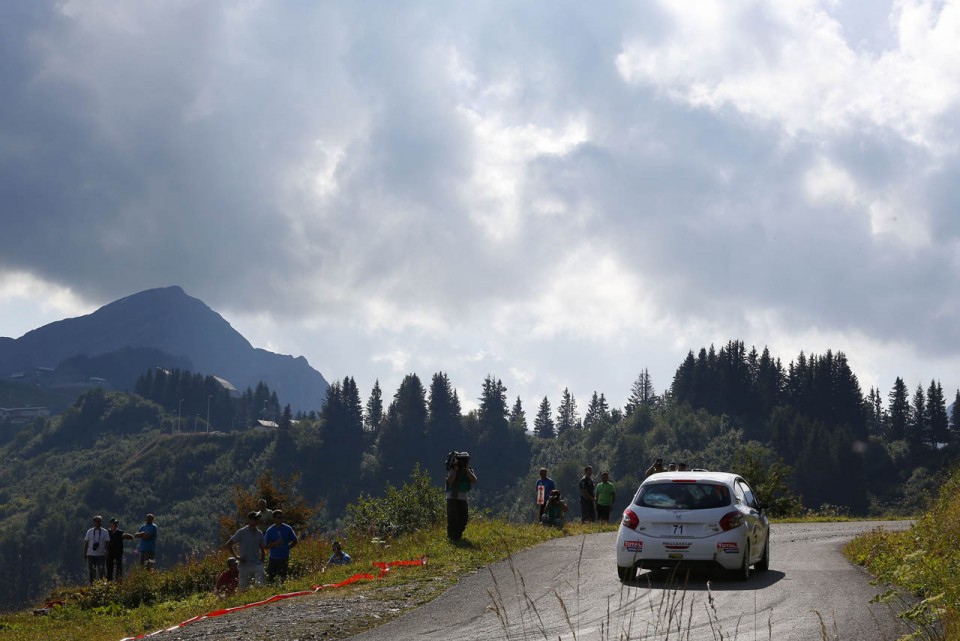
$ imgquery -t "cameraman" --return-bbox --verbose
[645,457,665,478]
[445,451,477,541]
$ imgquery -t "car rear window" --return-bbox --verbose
[634,482,731,510]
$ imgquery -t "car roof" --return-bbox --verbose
[640,471,741,486]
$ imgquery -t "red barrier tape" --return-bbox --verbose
[118,558,426,640]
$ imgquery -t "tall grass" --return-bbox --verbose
[845,467,960,640]
[0,517,568,641]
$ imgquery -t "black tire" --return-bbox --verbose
[730,542,750,581]
[617,565,634,582]
[755,534,770,572]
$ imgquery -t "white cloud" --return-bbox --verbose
[616,0,960,149]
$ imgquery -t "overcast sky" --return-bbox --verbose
[2,1,960,413]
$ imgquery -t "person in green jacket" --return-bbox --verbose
[595,471,617,523]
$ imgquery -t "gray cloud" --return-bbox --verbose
[2,1,960,406]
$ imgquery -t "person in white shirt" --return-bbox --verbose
[82,515,108,584]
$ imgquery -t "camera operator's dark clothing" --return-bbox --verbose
[446,498,469,540]
[446,466,474,540]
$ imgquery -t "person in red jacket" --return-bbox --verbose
[215,557,240,596]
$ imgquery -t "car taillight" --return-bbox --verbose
[621,509,639,530]
[719,510,743,531]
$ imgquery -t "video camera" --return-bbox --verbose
[445,450,470,471]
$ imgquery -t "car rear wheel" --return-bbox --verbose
[617,565,634,582]
[755,534,770,572]
[730,542,750,581]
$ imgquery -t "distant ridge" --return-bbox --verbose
[0,286,329,412]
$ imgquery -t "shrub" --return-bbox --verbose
[345,465,444,538]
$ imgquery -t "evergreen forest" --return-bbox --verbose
[0,339,956,611]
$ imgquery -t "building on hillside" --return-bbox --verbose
[212,376,241,399]
[251,419,279,432]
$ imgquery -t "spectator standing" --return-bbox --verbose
[264,509,298,582]
[594,472,617,523]
[256,498,274,529]
[134,513,158,567]
[579,466,597,523]
[82,515,108,584]
[215,557,240,596]
[225,511,266,588]
[535,468,556,523]
[445,451,477,541]
[105,518,134,581]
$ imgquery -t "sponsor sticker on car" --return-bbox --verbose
[624,540,642,552]
[717,542,739,554]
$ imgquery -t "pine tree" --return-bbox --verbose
[887,378,909,440]
[951,390,960,440]
[279,404,293,430]
[365,379,384,433]
[926,380,949,446]
[584,391,611,429]
[477,375,509,437]
[378,374,428,483]
[427,372,463,458]
[534,396,555,439]
[866,387,886,436]
[509,396,527,432]
[626,369,657,415]
[556,387,580,434]
[908,384,926,450]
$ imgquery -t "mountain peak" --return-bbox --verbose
[0,287,328,411]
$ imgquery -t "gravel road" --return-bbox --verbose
[145,521,911,641]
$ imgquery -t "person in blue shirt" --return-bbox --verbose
[322,541,351,572]
[134,513,158,568]
[536,468,556,523]
[264,509,298,582]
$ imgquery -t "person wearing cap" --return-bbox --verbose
[134,513,158,568]
[224,511,266,588]
[264,509,298,583]
[445,451,477,541]
[540,490,568,527]
[82,515,108,584]
[105,518,134,581]
[215,557,240,596]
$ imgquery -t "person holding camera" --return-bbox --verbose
[82,515,108,584]
[645,457,665,478]
[445,451,477,541]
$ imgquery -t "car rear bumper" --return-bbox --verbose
[616,534,745,571]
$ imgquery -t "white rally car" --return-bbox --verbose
[615,471,770,581]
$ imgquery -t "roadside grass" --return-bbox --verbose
[844,468,960,641]
[0,516,586,641]
[0,507,927,641]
